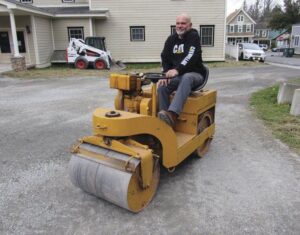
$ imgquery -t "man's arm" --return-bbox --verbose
[175,33,202,75]
[161,37,173,73]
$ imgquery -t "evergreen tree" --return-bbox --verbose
[269,0,300,30]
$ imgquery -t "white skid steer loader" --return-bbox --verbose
[66,38,111,70]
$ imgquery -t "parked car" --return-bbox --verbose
[271,46,288,52]
[238,43,266,62]
[259,44,268,51]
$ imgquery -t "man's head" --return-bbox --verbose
[176,13,192,37]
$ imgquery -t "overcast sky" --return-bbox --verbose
[227,0,283,15]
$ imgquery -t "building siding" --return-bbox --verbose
[292,25,300,35]
[52,18,90,50]
[229,12,253,25]
[92,0,225,62]
[292,25,300,54]
[34,16,54,67]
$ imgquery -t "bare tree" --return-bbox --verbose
[243,0,248,10]
[247,0,261,22]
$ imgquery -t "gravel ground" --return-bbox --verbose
[0,65,300,235]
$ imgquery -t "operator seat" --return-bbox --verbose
[192,64,209,92]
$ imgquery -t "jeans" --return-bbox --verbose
[157,72,204,115]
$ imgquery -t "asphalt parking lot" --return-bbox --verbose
[0,65,300,235]
[265,51,300,68]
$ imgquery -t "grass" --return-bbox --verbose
[250,83,300,154]
[1,60,263,79]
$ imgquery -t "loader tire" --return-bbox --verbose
[93,59,107,70]
[195,111,213,158]
[75,57,88,69]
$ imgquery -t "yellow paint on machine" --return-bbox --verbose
[69,72,217,212]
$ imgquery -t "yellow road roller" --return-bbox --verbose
[69,67,216,212]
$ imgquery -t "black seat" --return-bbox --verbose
[192,64,209,92]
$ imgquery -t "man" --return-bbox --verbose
[157,13,206,128]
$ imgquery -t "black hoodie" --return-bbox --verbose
[161,28,205,76]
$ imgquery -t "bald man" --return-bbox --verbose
[157,13,206,128]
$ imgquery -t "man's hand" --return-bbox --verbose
[157,79,169,87]
[166,69,179,78]
[158,69,178,87]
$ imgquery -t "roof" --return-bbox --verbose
[226,10,238,23]
[2,0,52,15]
[226,8,256,24]
[268,29,288,40]
[42,7,107,15]
[1,0,108,17]
[255,22,269,29]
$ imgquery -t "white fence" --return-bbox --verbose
[225,44,239,61]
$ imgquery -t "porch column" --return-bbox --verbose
[89,18,93,36]
[9,10,20,57]
[9,10,26,71]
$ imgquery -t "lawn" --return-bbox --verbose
[1,60,263,79]
[250,83,300,154]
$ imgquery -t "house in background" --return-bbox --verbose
[272,30,290,49]
[226,8,256,45]
[252,22,271,48]
[0,0,226,71]
[291,24,300,54]
[268,29,287,49]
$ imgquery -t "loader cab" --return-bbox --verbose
[85,37,107,52]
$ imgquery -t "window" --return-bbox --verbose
[170,25,176,35]
[130,26,145,41]
[237,15,244,22]
[294,36,299,47]
[262,30,267,37]
[200,25,214,46]
[62,0,75,2]
[238,25,242,33]
[230,25,234,33]
[17,31,26,53]
[255,30,260,36]
[20,0,33,3]
[0,32,11,53]
[68,27,84,40]
[246,24,251,32]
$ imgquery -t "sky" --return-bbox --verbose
[227,0,283,15]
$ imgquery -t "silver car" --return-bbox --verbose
[238,43,266,62]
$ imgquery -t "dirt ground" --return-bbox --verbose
[0,65,300,235]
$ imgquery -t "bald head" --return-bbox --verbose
[175,13,192,37]
[176,13,191,23]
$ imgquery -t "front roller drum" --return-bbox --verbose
[69,151,160,213]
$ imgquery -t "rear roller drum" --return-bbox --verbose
[195,111,213,157]
[69,151,160,213]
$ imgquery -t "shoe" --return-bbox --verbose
[158,110,176,128]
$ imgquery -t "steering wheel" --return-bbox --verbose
[143,73,167,84]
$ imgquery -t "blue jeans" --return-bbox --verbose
[157,72,204,115]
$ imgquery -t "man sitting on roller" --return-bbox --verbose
[158,13,206,128]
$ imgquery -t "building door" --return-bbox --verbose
[0,31,11,53]
[17,31,26,53]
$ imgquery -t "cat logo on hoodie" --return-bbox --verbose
[173,44,184,54]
